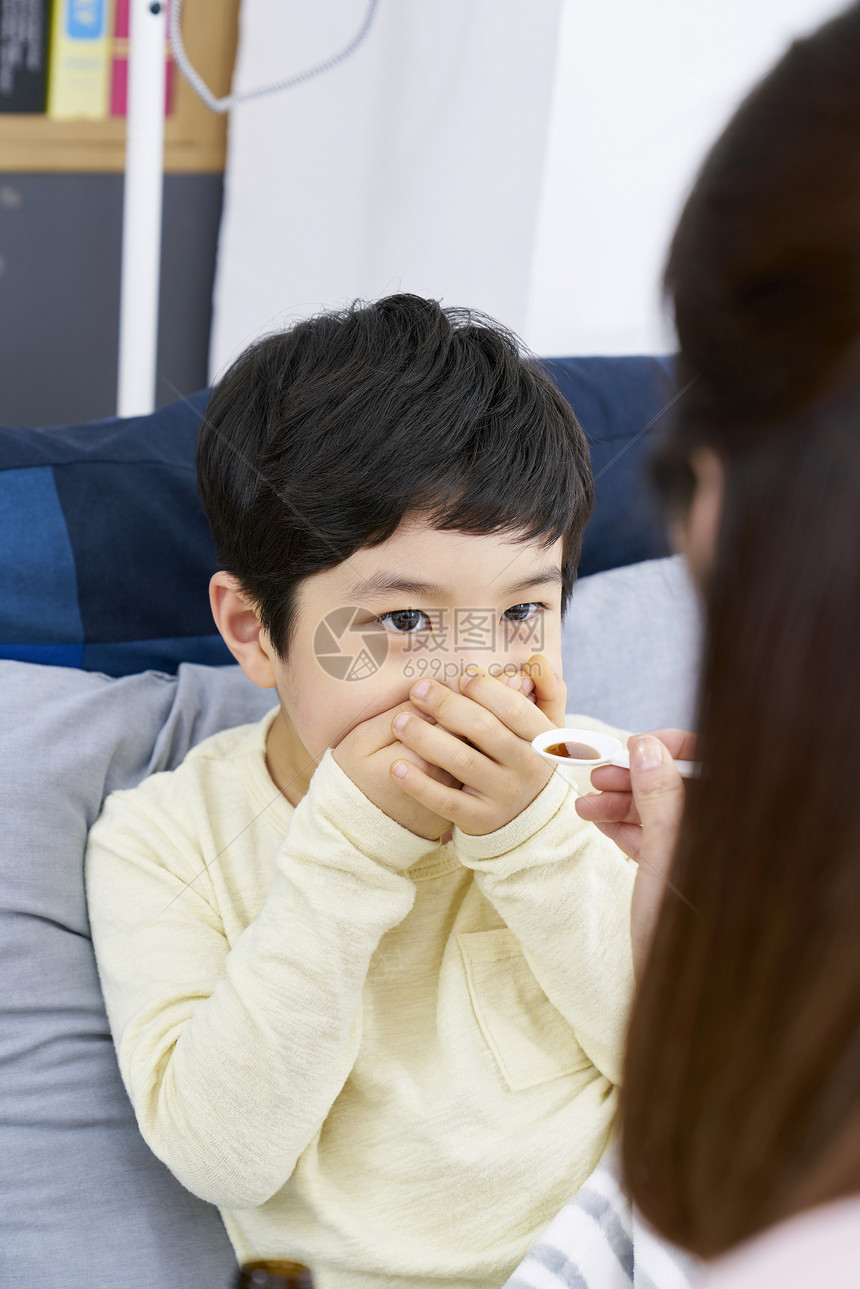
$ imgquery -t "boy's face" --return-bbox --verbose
[263,516,564,793]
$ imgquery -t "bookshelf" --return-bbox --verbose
[0,0,241,173]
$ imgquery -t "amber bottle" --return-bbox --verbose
[236,1260,314,1289]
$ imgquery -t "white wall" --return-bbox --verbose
[210,0,849,374]
[524,0,850,357]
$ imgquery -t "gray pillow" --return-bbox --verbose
[0,556,701,1289]
[563,555,702,732]
[0,661,275,1289]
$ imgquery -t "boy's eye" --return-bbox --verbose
[502,602,543,623]
[378,609,432,634]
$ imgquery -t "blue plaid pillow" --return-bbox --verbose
[542,355,674,578]
[0,358,673,677]
[0,391,232,675]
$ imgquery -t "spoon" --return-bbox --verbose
[531,727,700,778]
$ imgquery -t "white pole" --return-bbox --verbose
[117,0,167,417]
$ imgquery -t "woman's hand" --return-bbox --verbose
[576,729,695,975]
[389,656,563,835]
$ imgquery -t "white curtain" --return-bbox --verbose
[209,0,847,376]
[210,0,562,377]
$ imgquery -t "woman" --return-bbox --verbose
[577,3,860,1283]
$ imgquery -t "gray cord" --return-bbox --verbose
[169,0,380,114]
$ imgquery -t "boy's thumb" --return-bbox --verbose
[524,654,566,704]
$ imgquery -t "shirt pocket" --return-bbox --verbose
[458,928,592,1092]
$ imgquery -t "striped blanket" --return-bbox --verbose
[504,1148,700,1289]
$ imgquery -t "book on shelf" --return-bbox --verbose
[110,0,174,117]
[47,0,115,120]
[0,0,51,113]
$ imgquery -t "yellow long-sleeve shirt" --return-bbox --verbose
[85,709,636,1289]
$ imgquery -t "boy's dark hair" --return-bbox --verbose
[198,293,593,657]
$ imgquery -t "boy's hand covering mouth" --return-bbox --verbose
[520,655,566,728]
[331,700,461,841]
[389,656,565,836]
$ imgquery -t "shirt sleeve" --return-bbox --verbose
[85,750,429,1209]
[453,765,636,1087]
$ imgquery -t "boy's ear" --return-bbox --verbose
[209,572,278,689]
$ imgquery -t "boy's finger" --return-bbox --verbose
[407,677,526,760]
[391,699,436,724]
[390,759,482,832]
[506,671,538,705]
[392,712,501,796]
[353,700,435,752]
[523,654,566,725]
[393,741,455,783]
[415,670,544,742]
[458,668,559,743]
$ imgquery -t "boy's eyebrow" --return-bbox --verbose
[499,568,564,597]
[347,574,448,600]
[347,567,563,601]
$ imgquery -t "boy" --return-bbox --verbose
[85,295,637,1288]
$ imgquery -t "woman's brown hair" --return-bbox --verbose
[620,3,860,1259]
